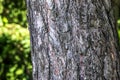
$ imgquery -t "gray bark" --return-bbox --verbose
[26,0,120,80]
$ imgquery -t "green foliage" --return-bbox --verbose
[0,0,3,14]
[0,24,32,80]
[0,0,27,27]
[0,0,31,79]
[118,19,120,43]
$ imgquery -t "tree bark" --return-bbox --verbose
[26,0,120,80]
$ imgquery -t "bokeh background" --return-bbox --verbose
[0,0,120,80]
[0,0,32,80]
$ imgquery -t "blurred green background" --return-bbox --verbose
[0,0,32,80]
[0,0,120,80]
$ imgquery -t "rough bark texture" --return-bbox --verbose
[26,0,120,80]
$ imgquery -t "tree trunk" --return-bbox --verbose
[26,0,120,80]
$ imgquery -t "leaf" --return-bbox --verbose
[117,19,120,25]
[15,68,23,75]
[9,64,17,72]
[3,17,8,24]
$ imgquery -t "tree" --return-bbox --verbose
[26,0,120,80]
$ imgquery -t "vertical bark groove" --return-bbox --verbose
[26,0,120,80]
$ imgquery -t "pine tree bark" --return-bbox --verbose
[26,0,120,80]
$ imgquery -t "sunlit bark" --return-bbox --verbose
[26,0,120,80]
